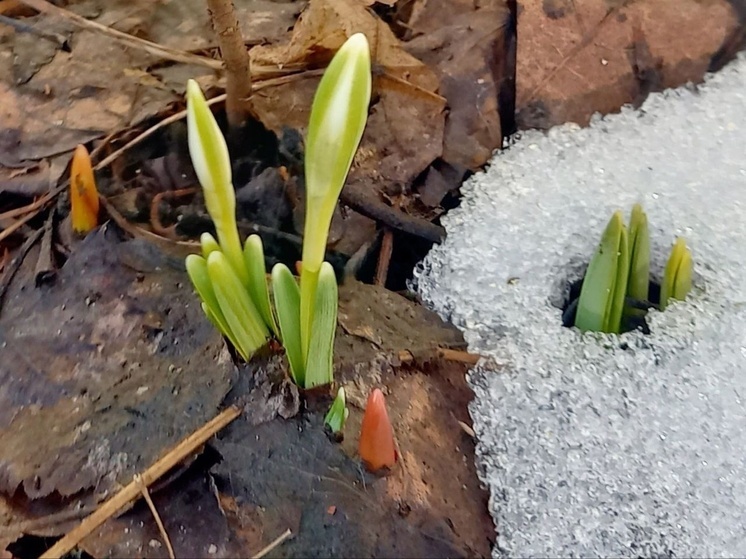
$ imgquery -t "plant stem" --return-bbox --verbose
[205,0,254,130]
[299,266,319,366]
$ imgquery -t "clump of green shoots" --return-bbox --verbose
[574,203,693,334]
[184,81,276,361]
[184,33,372,389]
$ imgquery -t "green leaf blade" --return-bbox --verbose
[575,211,628,333]
[304,262,338,389]
[243,235,278,336]
[207,251,268,361]
[272,263,305,386]
[607,221,630,334]
[661,237,693,309]
[626,204,650,317]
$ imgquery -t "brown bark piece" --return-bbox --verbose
[517,0,741,129]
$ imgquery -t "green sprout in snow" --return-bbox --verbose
[574,210,630,334]
[660,237,693,310]
[572,204,693,334]
[184,33,372,389]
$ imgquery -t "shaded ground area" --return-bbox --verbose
[0,226,491,557]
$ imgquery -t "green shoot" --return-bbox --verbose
[300,33,372,360]
[272,32,371,388]
[186,80,247,286]
[575,211,630,334]
[626,203,650,317]
[660,237,693,309]
[324,387,349,435]
[184,33,372,389]
[574,204,694,335]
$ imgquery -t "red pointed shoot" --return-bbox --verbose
[358,388,397,472]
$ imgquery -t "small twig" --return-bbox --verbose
[374,228,393,286]
[457,420,476,439]
[0,183,66,240]
[0,248,10,273]
[341,185,445,243]
[100,196,198,251]
[134,474,175,559]
[0,209,36,244]
[251,529,293,559]
[40,406,241,559]
[437,347,482,365]
[206,0,255,128]
[398,347,483,365]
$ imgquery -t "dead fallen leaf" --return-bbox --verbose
[405,0,514,170]
[251,0,447,190]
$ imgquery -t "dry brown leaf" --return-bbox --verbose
[404,0,513,170]
[251,0,446,189]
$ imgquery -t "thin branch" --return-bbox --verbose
[40,406,241,559]
[341,185,445,243]
[374,228,393,286]
[251,529,293,559]
[134,474,176,559]
[205,0,255,128]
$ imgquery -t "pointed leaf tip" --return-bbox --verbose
[359,388,396,472]
[661,237,693,309]
[70,144,99,235]
[302,31,372,273]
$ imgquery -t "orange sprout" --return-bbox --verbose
[70,144,99,234]
[358,388,397,472]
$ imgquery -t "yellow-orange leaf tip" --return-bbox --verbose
[358,388,397,472]
[70,144,99,234]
